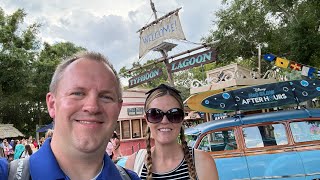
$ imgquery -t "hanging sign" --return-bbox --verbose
[170,48,217,73]
[128,68,163,88]
[139,13,186,58]
[201,79,320,111]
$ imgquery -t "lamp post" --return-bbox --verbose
[257,43,261,77]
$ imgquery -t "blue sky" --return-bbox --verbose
[0,0,222,85]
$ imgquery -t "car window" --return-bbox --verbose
[243,124,288,148]
[290,120,320,142]
[198,129,237,152]
[185,134,198,147]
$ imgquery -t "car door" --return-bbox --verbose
[242,122,306,180]
[196,128,250,180]
[290,119,320,180]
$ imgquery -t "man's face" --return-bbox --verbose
[46,58,122,153]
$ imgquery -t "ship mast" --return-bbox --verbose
[149,0,174,86]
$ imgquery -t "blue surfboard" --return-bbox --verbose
[201,79,320,111]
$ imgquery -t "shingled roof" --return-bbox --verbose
[0,124,24,139]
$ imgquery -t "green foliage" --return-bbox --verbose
[204,0,320,71]
[0,7,85,136]
[0,8,40,136]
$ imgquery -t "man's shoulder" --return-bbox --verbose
[0,158,9,180]
[124,167,140,180]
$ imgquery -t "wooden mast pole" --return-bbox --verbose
[149,0,175,86]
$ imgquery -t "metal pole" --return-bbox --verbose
[150,0,158,19]
[257,43,261,77]
[160,50,174,86]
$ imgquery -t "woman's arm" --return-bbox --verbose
[194,149,219,180]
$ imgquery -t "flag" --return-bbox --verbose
[301,66,315,77]
[289,62,302,71]
[263,54,276,62]
[275,57,290,69]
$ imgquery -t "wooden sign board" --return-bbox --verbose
[170,48,217,73]
[128,68,163,88]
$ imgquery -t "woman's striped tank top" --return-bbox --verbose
[140,147,196,180]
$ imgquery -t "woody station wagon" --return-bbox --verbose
[185,108,320,180]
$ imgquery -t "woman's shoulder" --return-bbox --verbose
[125,149,147,171]
[125,150,139,170]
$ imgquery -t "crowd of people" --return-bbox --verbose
[0,129,53,162]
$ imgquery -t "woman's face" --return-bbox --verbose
[146,95,183,145]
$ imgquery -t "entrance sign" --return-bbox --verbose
[128,68,163,88]
[170,49,217,73]
[201,79,320,111]
[139,13,185,58]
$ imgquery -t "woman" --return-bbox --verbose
[125,84,218,180]
[20,144,33,158]
[106,132,122,161]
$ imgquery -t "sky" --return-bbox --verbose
[0,0,223,85]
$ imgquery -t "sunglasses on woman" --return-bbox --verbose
[145,108,184,123]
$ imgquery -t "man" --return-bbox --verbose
[1,51,140,179]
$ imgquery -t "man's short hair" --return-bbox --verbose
[49,51,123,101]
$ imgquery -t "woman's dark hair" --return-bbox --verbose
[112,132,119,139]
[25,144,33,156]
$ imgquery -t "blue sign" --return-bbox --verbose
[202,79,320,111]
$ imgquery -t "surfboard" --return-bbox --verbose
[201,79,320,111]
[186,87,240,113]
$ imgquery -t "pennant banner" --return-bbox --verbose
[301,66,315,77]
[275,57,290,69]
[289,62,302,71]
[263,53,318,78]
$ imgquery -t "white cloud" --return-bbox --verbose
[0,0,221,85]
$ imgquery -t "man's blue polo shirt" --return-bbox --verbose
[0,158,8,180]
[29,138,140,180]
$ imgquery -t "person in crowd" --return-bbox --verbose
[1,51,140,179]
[106,131,122,161]
[20,138,27,146]
[20,144,33,158]
[45,129,54,140]
[12,140,19,154]
[13,143,25,160]
[9,140,15,148]
[111,132,122,162]
[32,138,39,149]
[125,84,219,180]
[3,140,13,161]
[39,137,45,147]
[0,145,4,158]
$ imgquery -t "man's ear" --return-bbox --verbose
[46,92,56,119]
